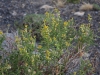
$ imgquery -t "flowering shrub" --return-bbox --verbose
[0,9,94,75]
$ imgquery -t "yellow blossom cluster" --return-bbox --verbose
[73,72,76,75]
[41,24,50,39]
[0,30,3,35]
[37,45,42,49]
[15,36,21,43]
[45,12,50,18]
[80,24,90,36]
[63,21,68,27]
[61,34,66,38]
[65,42,70,47]
[88,14,92,22]
[45,50,51,60]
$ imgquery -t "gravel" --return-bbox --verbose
[0,0,100,75]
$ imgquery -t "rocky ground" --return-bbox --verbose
[0,0,100,75]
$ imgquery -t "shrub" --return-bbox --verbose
[0,9,94,75]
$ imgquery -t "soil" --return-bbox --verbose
[0,0,100,75]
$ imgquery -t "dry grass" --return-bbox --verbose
[80,3,93,11]
[53,0,66,8]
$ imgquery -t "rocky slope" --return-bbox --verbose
[0,0,100,75]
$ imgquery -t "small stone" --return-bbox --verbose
[11,11,17,16]
[40,5,54,11]
[0,16,2,18]
[22,4,25,8]
[82,52,90,60]
[23,13,27,16]
[2,31,18,52]
[74,11,85,16]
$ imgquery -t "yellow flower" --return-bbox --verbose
[45,12,49,17]
[50,38,52,42]
[65,42,70,47]
[0,30,3,35]
[41,25,50,39]
[88,14,92,22]
[43,20,46,25]
[25,63,28,67]
[18,47,23,51]
[62,34,66,38]
[24,28,27,32]
[46,56,51,60]
[30,37,33,41]
[53,37,56,41]
[54,8,59,13]
[88,63,92,67]
[55,23,58,27]
[80,24,85,32]
[15,36,21,43]
[37,45,42,49]
[73,72,77,75]
[64,21,68,27]
[25,25,28,28]
[45,50,51,60]
[44,25,48,29]
[23,37,28,41]
[45,12,48,15]
[46,50,50,56]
